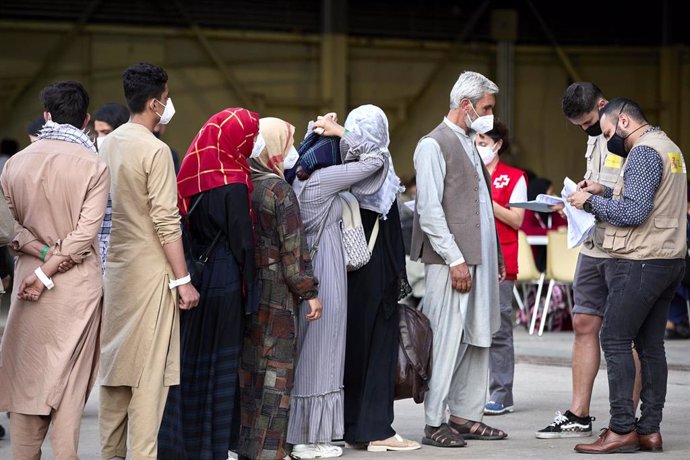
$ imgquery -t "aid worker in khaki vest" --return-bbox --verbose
[536,82,641,440]
[568,97,687,454]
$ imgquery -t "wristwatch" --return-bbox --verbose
[583,197,594,214]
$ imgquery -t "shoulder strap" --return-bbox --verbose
[310,214,328,259]
[367,216,380,252]
[339,191,362,229]
[296,179,328,260]
[188,193,205,216]
[185,192,222,258]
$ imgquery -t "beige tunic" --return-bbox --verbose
[0,139,109,414]
[99,122,182,387]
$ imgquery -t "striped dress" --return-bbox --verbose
[287,132,386,444]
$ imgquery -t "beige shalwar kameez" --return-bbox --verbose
[98,122,182,460]
[0,139,110,459]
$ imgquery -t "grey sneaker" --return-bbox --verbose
[536,410,595,439]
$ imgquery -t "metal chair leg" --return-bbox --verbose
[539,279,556,336]
[513,284,525,314]
[529,273,546,335]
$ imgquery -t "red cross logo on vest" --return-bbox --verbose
[493,174,510,189]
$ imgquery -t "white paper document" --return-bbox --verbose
[560,177,595,248]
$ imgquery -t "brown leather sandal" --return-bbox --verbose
[422,423,467,448]
[449,419,508,440]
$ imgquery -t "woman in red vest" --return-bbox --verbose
[475,119,527,416]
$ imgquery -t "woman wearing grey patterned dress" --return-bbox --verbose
[287,112,388,459]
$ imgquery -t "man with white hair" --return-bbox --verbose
[410,70,507,447]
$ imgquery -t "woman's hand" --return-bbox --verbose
[312,116,345,138]
[305,297,322,321]
[321,112,338,123]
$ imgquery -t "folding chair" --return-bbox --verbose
[534,229,581,336]
[514,230,545,329]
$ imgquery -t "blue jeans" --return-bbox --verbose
[600,258,684,435]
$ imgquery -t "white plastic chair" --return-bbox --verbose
[533,229,580,336]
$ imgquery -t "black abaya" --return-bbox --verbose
[344,202,408,443]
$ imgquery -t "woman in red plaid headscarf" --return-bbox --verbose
[158,108,259,460]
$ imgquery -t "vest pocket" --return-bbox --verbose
[654,216,679,250]
[654,217,678,229]
[603,226,633,254]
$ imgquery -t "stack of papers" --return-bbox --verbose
[560,177,595,248]
[405,177,595,249]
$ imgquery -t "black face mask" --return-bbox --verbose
[584,120,602,137]
[606,123,648,158]
[607,131,627,156]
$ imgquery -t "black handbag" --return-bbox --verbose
[183,194,222,288]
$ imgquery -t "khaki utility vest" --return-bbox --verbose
[602,129,687,260]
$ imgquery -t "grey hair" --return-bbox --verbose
[449,71,499,110]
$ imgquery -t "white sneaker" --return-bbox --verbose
[317,443,343,458]
[291,443,343,459]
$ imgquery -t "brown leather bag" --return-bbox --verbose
[394,303,433,403]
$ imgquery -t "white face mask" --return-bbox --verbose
[251,133,265,158]
[466,102,494,134]
[476,144,497,165]
[284,145,299,169]
[96,136,106,150]
[155,97,175,125]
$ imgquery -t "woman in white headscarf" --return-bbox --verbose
[286,110,388,460]
[342,105,420,452]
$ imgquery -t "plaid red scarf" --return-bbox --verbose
[177,108,259,215]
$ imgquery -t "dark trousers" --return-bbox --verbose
[600,258,684,435]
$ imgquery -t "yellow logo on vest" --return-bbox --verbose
[668,152,686,174]
[604,154,623,170]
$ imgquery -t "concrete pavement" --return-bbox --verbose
[1,327,688,459]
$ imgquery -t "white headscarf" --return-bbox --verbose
[344,104,404,219]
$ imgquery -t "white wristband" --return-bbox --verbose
[34,267,55,290]
[169,274,191,289]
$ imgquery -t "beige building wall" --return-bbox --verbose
[1,22,688,186]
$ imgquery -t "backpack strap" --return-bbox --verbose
[368,217,380,252]
[339,191,362,229]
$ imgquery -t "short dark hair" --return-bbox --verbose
[123,63,168,114]
[94,103,130,130]
[27,115,45,136]
[1,138,19,155]
[40,80,89,128]
[562,82,603,119]
[484,118,510,155]
[600,97,648,125]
